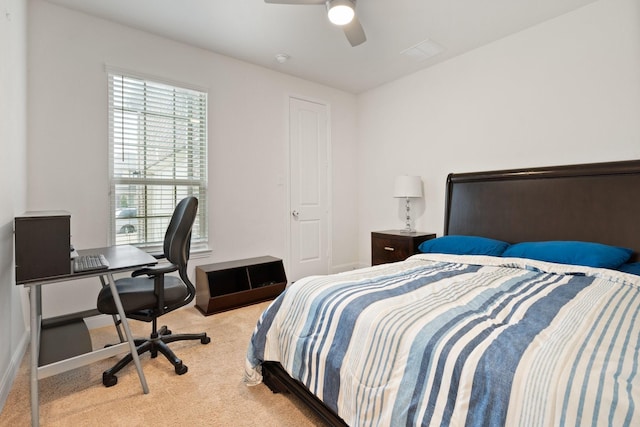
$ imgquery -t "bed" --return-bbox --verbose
[245,159,640,426]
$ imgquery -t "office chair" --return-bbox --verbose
[96,196,210,387]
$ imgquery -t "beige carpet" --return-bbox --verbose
[0,301,326,426]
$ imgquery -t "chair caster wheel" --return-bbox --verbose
[103,373,118,387]
[175,363,188,375]
[201,336,211,344]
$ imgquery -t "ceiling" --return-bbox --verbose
[44,0,598,94]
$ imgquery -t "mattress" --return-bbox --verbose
[245,254,640,426]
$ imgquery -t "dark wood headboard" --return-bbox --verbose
[444,159,640,261]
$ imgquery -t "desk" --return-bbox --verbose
[19,245,157,427]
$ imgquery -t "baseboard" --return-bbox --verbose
[329,262,362,274]
[0,329,29,413]
[84,313,115,330]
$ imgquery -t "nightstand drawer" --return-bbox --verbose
[371,230,436,266]
[372,236,412,264]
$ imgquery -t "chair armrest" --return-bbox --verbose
[131,263,178,277]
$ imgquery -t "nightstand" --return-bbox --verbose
[371,230,436,265]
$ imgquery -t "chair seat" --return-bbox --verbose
[97,275,189,314]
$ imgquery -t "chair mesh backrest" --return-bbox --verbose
[163,197,198,269]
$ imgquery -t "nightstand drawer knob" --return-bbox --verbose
[384,246,395,251]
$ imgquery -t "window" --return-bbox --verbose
[108,71,207,251]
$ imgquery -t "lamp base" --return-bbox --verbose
[401,197,414,234]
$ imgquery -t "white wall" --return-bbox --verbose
[27,0,359,317]
[357,0,640,266]
[0,0,28,410]
[4,0,640,413]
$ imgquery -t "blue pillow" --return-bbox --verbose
[501,241,633,269]
[618,262,640,276]
[418,235,509,256]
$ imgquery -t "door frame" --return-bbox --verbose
[284,94,332,282]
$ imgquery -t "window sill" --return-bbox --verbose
[189,247,212,259]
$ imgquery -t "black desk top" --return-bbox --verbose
[18,245,157,285]
[77,245,157,272]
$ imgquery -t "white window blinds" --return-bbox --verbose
[108,71,208,250]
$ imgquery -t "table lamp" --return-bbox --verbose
[394,175,422,233]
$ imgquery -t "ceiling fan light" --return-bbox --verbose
[326,0,355,26]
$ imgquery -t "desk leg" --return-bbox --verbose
[99,275,125,343]
[29,285,40,427]
[106,274,149,394]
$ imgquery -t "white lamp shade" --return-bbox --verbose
[394,175,422,198]
[327,0,355,26]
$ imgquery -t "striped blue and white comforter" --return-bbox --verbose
[245,254,640,426]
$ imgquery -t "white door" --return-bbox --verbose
[289,97,330,282]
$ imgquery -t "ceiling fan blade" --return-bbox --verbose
[343,16,366,47]
[264,0,324,4]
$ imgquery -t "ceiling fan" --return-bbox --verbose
[265,0,367,47]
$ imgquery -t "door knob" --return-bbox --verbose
[292,210,299,218]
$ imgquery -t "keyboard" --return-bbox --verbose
[74,254,109,273]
